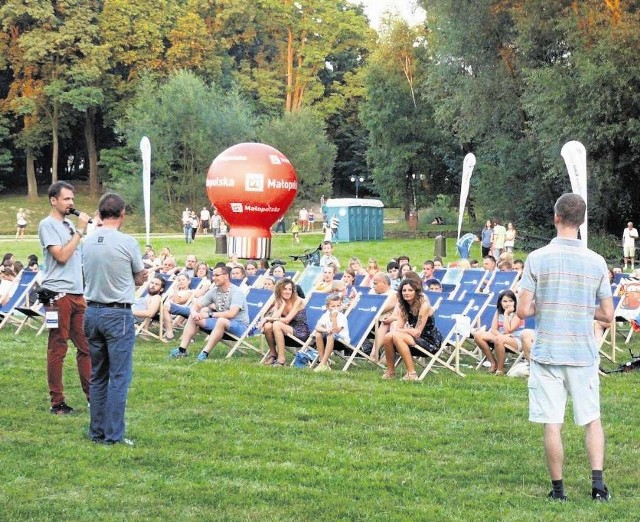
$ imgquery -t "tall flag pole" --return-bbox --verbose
[457,153,476,241]
[561,141,588,246]
[140,136,151,246]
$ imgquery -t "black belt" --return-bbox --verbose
[87,301,132,309]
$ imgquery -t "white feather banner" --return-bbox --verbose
[560,141,588,246]
[140,136,151,246]
[457,153,476,241]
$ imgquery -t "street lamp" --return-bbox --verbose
[350,175,365,198]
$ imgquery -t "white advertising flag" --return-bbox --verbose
[140,136,151,246]
[560,141,588,246]
[457,153,476,240]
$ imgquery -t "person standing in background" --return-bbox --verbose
[622,221,638,271]
[200,206,211,235]
[82,193,147,445]
[38,181,92,415]
[16,208,28,239]
[492,219,506,258]
[517,193,613,502]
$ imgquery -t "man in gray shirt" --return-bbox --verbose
[38,181,92,415]
[82,193,147,445]
[170,264,249,361]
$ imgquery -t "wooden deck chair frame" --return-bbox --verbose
[417,299,475,380]
[455,291,493,361]
[0,270,40,330]
[135,279,175,341]
[13,301,47,336]
[598,295,623,363]
[295,265,323,298]
[225,288,275,358]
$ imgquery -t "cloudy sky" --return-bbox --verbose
[352,0,426,30]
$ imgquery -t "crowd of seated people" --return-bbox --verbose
[125,234,633,382]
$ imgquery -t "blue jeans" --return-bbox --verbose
[84,307,135,443]
[184,225,193,243]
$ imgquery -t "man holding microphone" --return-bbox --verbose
[82,193,148,445]
[38,181,92,415]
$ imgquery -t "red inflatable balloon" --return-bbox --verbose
[206,143,298,259]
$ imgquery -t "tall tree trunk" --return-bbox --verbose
[85,109,99,197]
[404,168,412,221]
[51,105,59,183]
[26,147,38,199]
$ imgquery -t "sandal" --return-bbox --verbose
[263,354,277,365]
[272,359,286,367]
[495,370,504,376]
[402,371,418,381]
[381,370,396,380]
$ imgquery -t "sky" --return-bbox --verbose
[351,0,426,31]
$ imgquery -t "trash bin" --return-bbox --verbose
[408,211,418,231]
[215,235,227,255]
[434,235,446,257]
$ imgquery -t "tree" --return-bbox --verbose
[257,108,336,203]
[103,71,258,212]
[361,19,453,220]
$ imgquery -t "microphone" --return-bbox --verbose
[69,208,93,224]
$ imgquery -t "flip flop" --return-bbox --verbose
[263,355,277,365]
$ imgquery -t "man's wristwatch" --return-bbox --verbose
[75,229,85,238]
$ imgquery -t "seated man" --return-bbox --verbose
[161,273,193,340]
[153,256,180,279]
[169,265,249,361]
[369,272,398,360]
[133,276,164,324]
[180,255,198,277]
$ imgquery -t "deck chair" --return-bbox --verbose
[450,269,486,299]
[598,295,623,363]
[417,299,476,380]
[456,291,493,361]
[440,268,464,294]
[433,268,447,281]
[135,279,174,341]
[13,300,48,336]
[336,293,388,371]
[485,271,518,297]
[295,265,323,297]
[0,270,39,330]
[225,287,275,358]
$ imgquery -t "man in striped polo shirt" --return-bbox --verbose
[517,193,614,502]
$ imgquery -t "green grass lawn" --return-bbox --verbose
[2,195,637,520]
[1,324,639,521]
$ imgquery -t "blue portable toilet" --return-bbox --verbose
[324,198,384,242]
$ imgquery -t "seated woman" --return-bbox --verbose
[262,278,310,366]
[472,289,523,374]
[382,277,442,381]
[161,273,194,340]
[193,262,212,298]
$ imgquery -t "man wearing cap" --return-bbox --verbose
[82,193,148,445]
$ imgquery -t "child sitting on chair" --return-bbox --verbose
[313,293,351,373]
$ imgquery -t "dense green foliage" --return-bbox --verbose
[1,1,640,233]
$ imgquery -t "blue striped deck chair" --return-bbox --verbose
[337,293,388,371]
[135,278,175,341]
[450,269,486,299]
[425,290,446,307]
[0,270,40,330]
[433,268,447,281]
[225,287,275,358]
[456,291,493,361]
[417,299,475,379]
[189,277,203,290]
[245,274,261,287]
[230,277,246,288]
[485,271,518,297]
[354,274,367,287]
[284,270,298,280]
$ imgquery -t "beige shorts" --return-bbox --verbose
[624,245,635,258]
[528,360,600,426]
